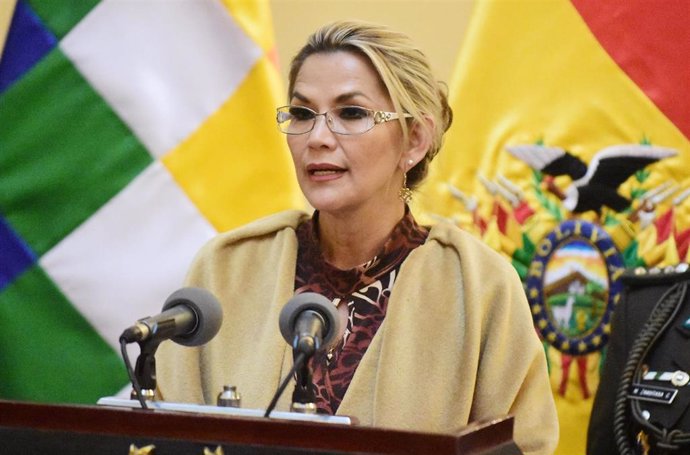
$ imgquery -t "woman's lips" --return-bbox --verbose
[307,164,346,181]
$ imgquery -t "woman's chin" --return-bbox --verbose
[304,193,356,215]
[307,199,347,214]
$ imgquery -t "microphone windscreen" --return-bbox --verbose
[279,292,340,351]
[162,287,223,347]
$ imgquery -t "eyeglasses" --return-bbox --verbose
[276,105,412,135]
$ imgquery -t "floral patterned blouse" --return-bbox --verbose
[294,209,429,414]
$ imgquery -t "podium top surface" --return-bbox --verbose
[96,396,354,425]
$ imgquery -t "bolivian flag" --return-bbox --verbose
[0,0,301,404]
[417,2,689,454]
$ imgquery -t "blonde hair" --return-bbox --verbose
[288,20,453,189]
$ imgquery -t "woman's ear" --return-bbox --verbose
[399,116,434,171]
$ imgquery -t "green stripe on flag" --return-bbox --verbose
[0,265,128,404]
[0,47,152,256]
[27,0,100,40]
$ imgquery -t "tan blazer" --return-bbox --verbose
[157,210,558,455]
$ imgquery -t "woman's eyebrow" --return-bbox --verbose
[334,91,370,104]
[290,91,372,105]
[291,91,309,103]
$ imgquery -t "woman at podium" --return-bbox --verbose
[157,20,558,455]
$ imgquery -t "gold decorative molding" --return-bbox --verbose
[128,444,155,455]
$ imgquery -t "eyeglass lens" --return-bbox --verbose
[278,106,375,135]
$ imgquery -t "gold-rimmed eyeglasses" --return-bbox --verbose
[276,105,412,135]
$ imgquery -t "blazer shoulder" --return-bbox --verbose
[207,210,309,249]
[426,220,516,273]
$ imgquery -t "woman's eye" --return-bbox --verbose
[289,107,314,121]
[338,107,368,120]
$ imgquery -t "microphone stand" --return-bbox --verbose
[263,349,318,417]
[132,339,161,400]
[290,351,317,413]
[268,293,340,417]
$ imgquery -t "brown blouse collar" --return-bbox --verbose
[295,207,429,298]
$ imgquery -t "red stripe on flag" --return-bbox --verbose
[676,228,690,260]
[494,201,509,235]
[572,0,690,140]
[654,207,674,244]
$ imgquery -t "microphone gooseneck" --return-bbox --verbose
[119,287,223,347]
[265,292,340,417]
[118,287,223,410]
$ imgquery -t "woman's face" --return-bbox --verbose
[287,51,408,216]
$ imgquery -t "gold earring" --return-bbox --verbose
[399,171,413,204]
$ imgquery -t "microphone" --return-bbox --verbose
[120,287,223,347]
[279,292,340,357]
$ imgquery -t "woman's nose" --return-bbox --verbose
[307,114,337,147]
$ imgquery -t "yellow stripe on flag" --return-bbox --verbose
[163,55,302,231]
[164,1,301,232]
[221,0,275,55]
[0,0,16,60]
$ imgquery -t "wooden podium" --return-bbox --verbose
[0,399,522,454]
